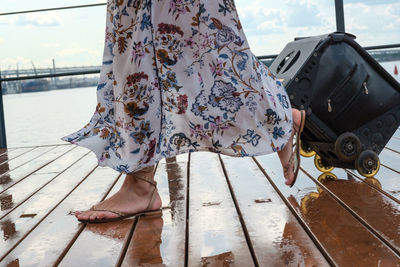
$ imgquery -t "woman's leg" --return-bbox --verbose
[277,108,302,186]
[75,166,162,221]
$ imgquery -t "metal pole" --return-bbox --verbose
[0,81,7,149]
[335,0,345,32]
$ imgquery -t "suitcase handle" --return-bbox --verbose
[276,50,301,74]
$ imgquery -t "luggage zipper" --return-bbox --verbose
[333,75,370,120]
[327,63,358,113]
[328,99,332,113]
[363,81,369,95]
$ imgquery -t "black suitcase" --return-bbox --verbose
[269,32,400,177]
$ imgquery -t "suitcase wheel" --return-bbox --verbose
[300,140,316,158]
[335,132,361,162]
[314,154,334,173]
[317,172,338,193]
[356,150,380,178]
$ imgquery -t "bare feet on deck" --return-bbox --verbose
[75,166,162,222]
[278,109,303,186]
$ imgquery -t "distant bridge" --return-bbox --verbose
[2,48,400,79]
[368,49,400,63]
[0,66,101,94]
[0,65,101,79]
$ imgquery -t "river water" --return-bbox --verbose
[3,87,97,148]
[3,61,399,148]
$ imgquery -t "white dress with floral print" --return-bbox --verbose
[61,0,293,174]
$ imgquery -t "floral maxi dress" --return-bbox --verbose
[61,0,293,174]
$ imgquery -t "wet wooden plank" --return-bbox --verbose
[187,152,254,267]
[0,147,89,219]
[0,153,101,263]
[255,154,400,266]
[301,156,400,254]
[0,147,35,164]
[392,129,400,138]
[121,216,164,266]
[220,155,330,266]
[381,148,400,172]
[4,146,58,172]
[57,173,129,267]
[0,145,74,193]
[121,155,188,266]
[386,135,400,151]
[0,148,11,155]
[1,166,121,266]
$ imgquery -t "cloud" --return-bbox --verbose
[0,16,17,25]
[55,44,102,66]
[285,1,322,28]
[236,0,400,56]
[344,2,400,45]
[56,47,89,57]
[0,13,63,27]
[344,0,399,5]
[0,56,32,70]
[16,13,63,27]
[42,42,61,48]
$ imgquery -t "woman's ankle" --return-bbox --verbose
[120,170,156,196]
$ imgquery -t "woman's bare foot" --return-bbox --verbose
[278,109,303,186]
[75,166,162,222]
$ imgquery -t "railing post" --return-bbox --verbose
[335,0,346,32]
[0,81,7,149]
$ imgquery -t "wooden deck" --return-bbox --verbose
[1,130,400,266]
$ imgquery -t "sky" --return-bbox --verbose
[1,0,399,70]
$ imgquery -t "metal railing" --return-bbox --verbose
[0,0,399,149]
[0,3,106,16]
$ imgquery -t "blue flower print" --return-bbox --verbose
[216,25,236,47]
[116,164,130,173]
[277,93,290,109]
[265,109,281,125]
[130,121,153,144]
[209,80,243,113]
[191,90,209,120]
[243,129,261,146]
[141,13,151,31]
[273,127,285,140]
[236,50,249,72]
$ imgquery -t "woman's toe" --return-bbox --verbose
[97,212,106,220]
[89,213,98,221]
[285,173,294,186]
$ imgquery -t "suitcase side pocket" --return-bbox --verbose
[327,63,358,113]
[333,75,370,120]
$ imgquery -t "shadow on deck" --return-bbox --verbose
[1,130,400,266]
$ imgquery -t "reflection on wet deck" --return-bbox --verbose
[1,131,400,266]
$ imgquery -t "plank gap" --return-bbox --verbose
[252,157,338,266]
[218,154,259,267]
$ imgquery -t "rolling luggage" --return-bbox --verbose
[269,32,400,177]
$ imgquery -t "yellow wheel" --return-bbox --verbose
[317,172,338,193]
[300,192,319,215]
[356,150,380,178]
[314,154,334,173]
[364,177,382,189]
[317,172,338,183]
[300,140,316,158]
